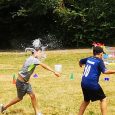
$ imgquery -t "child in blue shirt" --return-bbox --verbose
[78,46,115,115]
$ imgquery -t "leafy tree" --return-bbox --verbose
[0,0,115,49]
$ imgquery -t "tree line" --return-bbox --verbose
[0,0,115,49]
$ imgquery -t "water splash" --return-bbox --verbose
[42,34,63,49]
[41,45,48,51]
[40,45,48,61]
[25,48,35,52]
[25,39,47,61]
[32,39,41,48]
[25,39,42,52]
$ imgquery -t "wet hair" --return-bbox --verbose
[31,47,42,54]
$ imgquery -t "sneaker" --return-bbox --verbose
[37,112,43,115]
[0,104,6,113]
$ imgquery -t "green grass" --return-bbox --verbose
[0,49,115,115]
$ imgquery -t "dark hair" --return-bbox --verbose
[93,46,105,55]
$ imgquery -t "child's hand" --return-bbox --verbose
[54,72,61,77]
[79,62,83,67]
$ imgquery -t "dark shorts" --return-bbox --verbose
[16,79,32,99]
[81,86,106,102]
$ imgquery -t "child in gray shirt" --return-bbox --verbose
[0,48,60,115]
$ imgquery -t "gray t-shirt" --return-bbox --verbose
[19,56,41,82]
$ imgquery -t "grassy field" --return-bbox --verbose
[0,49,115,115]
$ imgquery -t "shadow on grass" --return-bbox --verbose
[89,111,95,115]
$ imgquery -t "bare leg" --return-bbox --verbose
[78,100,90,115]
[28,92,39,115]
[4,97,22,110]
[100,98,107,115]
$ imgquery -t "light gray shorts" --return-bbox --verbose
[16,79,32,99]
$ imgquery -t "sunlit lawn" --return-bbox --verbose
[0,49,115,115]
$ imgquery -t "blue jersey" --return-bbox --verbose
[80,56,107,90]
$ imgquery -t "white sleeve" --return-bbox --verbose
[34,58,41,65]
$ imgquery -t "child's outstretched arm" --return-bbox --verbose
[103,70,115,74]
[39,63,60,77]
